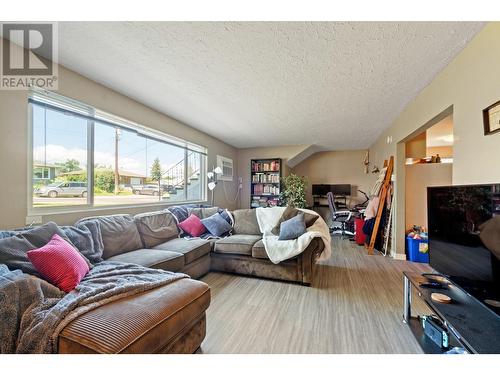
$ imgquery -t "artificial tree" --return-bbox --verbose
[280,173,307,208]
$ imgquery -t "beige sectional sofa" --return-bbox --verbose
[209,208,324,285]
[79,207,325,286]
[55,206,325,354]
[2,205,326,354]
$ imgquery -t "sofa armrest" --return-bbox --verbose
[300,237,325,285]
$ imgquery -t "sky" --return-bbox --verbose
[33,104,188,177]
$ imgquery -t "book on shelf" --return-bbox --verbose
[251,196,280,208]
[252,160,280,172]
[252,183,280,195]
[251,173,280,183]
[267,198,279,207]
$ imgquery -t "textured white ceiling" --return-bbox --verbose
[56,22,484,149]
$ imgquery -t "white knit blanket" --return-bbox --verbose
[255,207,332,264]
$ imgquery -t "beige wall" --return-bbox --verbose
[237,148,374,213]
[291,150,375,225]
[291,150,374,208]
[405,163,452,232]
[0,55,238,229]
[369,22,500,255]
[426,146,453,158]
[405,132,426,158]
[236,145,309,208]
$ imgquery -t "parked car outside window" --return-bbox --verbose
[34,182,87,198]
[132,184,173,196]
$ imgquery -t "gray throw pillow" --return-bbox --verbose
[278,213,306,241]
[201,213,233,237]
[271,206,319,235]
[231,209,261,235]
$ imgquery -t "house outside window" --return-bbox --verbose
[33,166,51,180]
[29,90,207,212]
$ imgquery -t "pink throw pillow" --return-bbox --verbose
[27,234,90,292]
[178,214,207,237]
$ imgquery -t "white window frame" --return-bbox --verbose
[33,167,50,179]
[28,90,207,215]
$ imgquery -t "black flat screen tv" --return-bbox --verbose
[312,184,329,195]
[427,184,500,316]
[312,184,351,196]
[330,184,351,196]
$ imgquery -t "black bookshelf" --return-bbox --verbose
[250,158,282,208]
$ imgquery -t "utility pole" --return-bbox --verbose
[114,128,121,195]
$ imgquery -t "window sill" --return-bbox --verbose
[28,199,208,218]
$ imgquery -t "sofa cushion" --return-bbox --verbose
[201,213,233,237]
[134,211,179,248]
[106,249,184,272]
[153,238,210,264]
[58,278,210,353]
[231,209,261,235]
[188,206,220,219]
[251,239,268,259]
[0,222,81,276]
[27,234,90,292]
[61,221,104,264]
[278,213,306,240]
[181,254,211,280]
[271,206,319,235]
[76,215,143,259]
[214,234,262,255]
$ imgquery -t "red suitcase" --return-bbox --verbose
[355,218,367,246]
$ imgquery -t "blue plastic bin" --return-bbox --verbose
[406,236,429,263]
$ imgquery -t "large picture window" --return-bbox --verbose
[30,91,207,211]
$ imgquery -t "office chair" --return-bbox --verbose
[327,192,354,237]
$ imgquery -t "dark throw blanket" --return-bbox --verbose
[165,206,233,240]
[0,262,188,354]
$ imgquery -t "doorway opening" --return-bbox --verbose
[394,106,454,259]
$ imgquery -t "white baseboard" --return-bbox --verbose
[393,253,406,260]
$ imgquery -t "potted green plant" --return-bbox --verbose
[280,173,307,208]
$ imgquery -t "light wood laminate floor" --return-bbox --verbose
[200,236,432,354]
